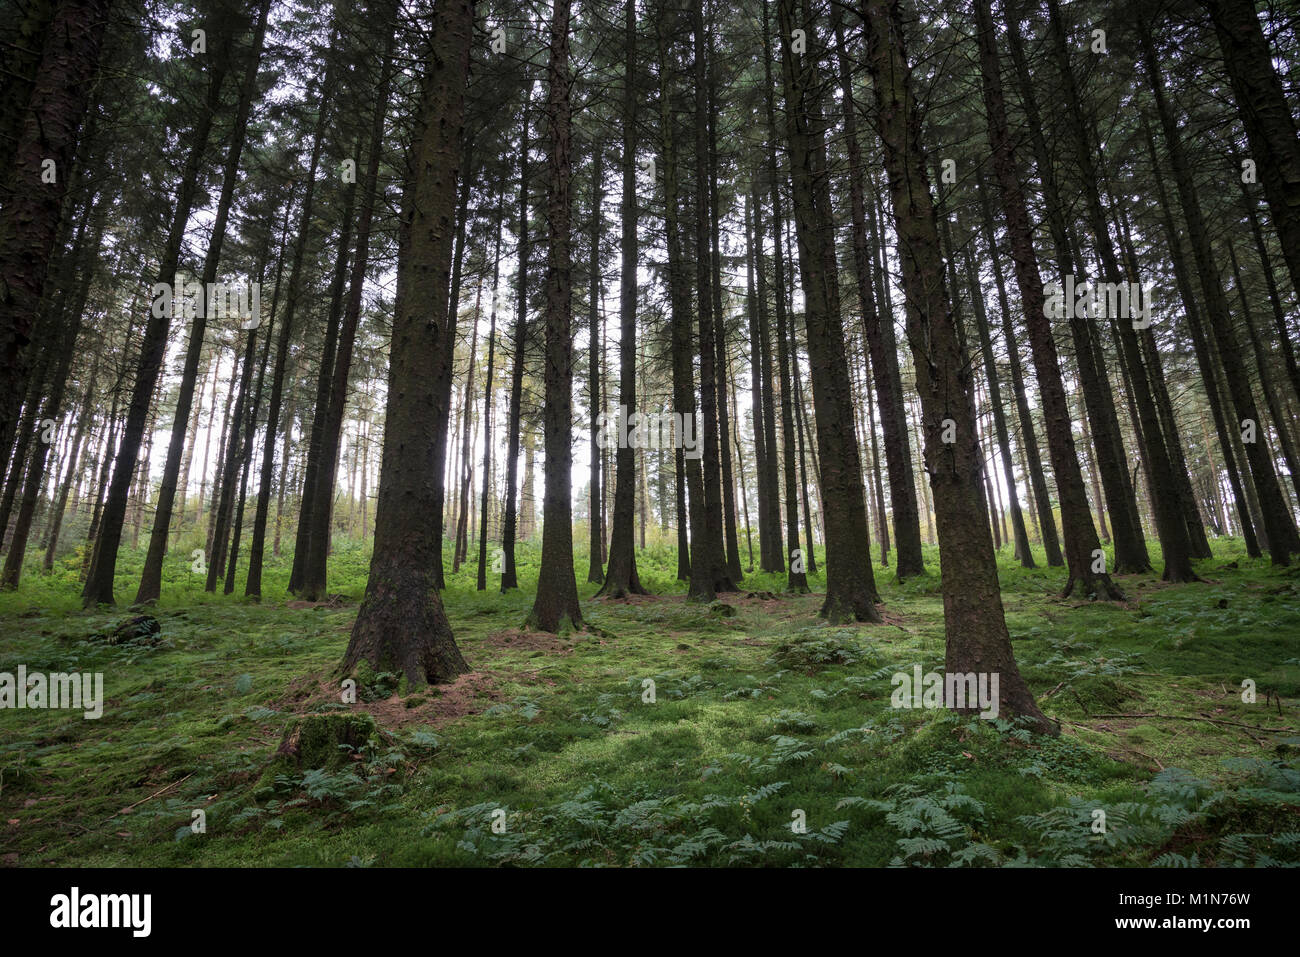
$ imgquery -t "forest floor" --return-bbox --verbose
[1,536,1298,867]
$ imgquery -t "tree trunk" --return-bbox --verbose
[596,0,646,598]
[477,209,504,591]
[962,241,1033,567]
[500,100,531,592]
[525,0,583,632]
[1140,11,1297,565]
[246,46,340,598]
[975,0,1125,598]
[341,0,474,687]
[1203,0,1300,299]
[832,3,923,582]
[691,0,735,595]
[586,146,605,585]
[136,0,270,605]
[0,0,112,466]
[82,32,229,606]
[301,35,397,601]
[1005,0,1148,574]
[863,0,1051,731]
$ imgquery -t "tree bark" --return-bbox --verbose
[341,0,474,686]
[975,0,1125,598]
[596,0,646,599]
[863,0,1051,731]
[525,0,583,632]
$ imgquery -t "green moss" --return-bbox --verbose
[0,535,1295,866]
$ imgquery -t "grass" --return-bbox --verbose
[1,532,1298,867]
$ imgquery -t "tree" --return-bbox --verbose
[1202,0,1300,300]
[596,0,647,599]
[0,0,113,487]
[776,0,880,621]
[342,0,475,685]
[525,0,583,632]
[137,0,270,605]
[974,0,1126,598]
[82,15,233,606]
[862,0,1052,731]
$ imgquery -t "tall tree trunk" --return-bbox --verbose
[660,12,713,601]
[341,0,474,686]
[246,47,340,598]
[596,0,645,598]
[226,242,283,593]
[707,39,742,584]
[831,3,923,581]
[1,208,102,588]
[432,137,475,588]
[43,356,97,570]
[975,0,1125,598]
[863,0,1051,731]
[500,99,531,592]
[586,146,605,584]
[962,241,1033,567]
[1140,11,1297,565]
[290,128,362,594]
[137,0,270,604]
[761,183,807,592]
[1004,0,1148,574]
[1203,0,1300,299]
[1041,0,1198,582]
[0,0,112,465]
[82,31,229,606]
[477,208,504,591]
[301,33,397,600]
[452,284,480,571]
[691,0,735,595]
[526,0,583,632]
[744,187,783,573]
[1139,114,1261,557]
[777,0,880,621]
[205,292,261,592]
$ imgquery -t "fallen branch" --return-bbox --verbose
[106,771,195,822]
[1090,713,1294,733]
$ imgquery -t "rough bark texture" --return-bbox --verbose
[595,0,646,599]
[863,0,1051,731]
[976,0,1123,600]
[0,0,111,503]
[777,0,880,621]
[341,0,475,686]
[525,0,583,632]
[831,3,923,582]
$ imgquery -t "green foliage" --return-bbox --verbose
[767,629,877,672]
[0,535,1295,866]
